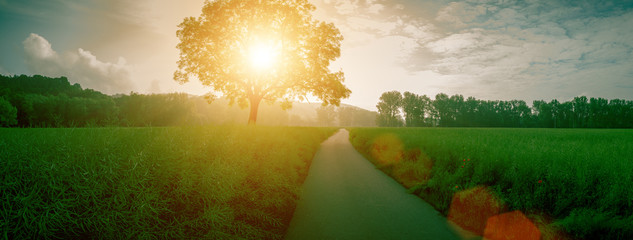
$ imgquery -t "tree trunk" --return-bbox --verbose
[248,96,262,125]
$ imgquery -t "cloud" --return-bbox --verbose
[436,2,488,28]
[309,0,449,109]
[313,0,438,53]
[404,0,633,101]
[366,0,385,14]
[23,33,134,94]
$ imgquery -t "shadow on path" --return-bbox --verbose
[285,129,477,240]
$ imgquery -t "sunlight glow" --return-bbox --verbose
[249,43,277,71]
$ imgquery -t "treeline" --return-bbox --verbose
[315,105,377,127]
[0,75,211,127]
[0,74,376,127]
[376,91,633,128]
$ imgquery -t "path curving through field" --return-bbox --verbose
[285,129,476,240]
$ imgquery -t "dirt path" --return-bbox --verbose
[285,129,476,240]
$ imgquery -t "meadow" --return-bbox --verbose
[0,126,335,239]
[349,128,633,239]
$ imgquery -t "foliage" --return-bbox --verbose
[402,91,432,127]
[0,126,335,239]
[337,106,377,127]
[315,105,336,126]
[377,90,633,128]
[1,74,116,127]
[0,96,17,126]
[349,127,633,239]
[376,91,403,127]
[174,0,351,124]
[114,93,194,127]
[0,74,374,127]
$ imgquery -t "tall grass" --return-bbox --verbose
[0,126,334,239]
[349,128,633,239]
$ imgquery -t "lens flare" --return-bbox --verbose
[249,43,276,70]
[370,133,404,167]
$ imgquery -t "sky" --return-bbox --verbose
[1,0,632,111]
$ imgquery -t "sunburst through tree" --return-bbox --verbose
[174,0,351,124]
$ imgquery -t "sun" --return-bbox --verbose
[249,43,277,70]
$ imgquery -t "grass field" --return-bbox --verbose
[0,126,335,239]
[349,128,633,240]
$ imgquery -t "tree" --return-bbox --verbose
[402,92,430,127]
[0,96,17,127]
[337,106,355,126]
[316,105,336,126]
[433,93,452,127]
[448,94,464,127]
[376,91,403,127]
[510,100,531,127]
[549,99,561,128]
[462,96,479,127]
[533,100,553,128]
[174,0,351,124]
[572,96,589,128]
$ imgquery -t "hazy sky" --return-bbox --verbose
[1,0,632,111]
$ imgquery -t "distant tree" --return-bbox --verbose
[533,100,553,128]
[433,93,452,127]
[625,100,633,128]
[376,91,403,127]
[115,93,194,127]
[354,108,379,127]
[558,101,574,128]
[316,105,337,126]
[572,96,589,128]
[462,96,479,127]
[549,99,561,128]
[402,92,430,127]
[0,96,17,127]
[338,106,378,127]
[511,100,531,127]
[608,98,631,128]
[337,106,355,126]
[449,94,465,126]
[589,97,608,128]
[289,114,311,126]
[174,0,351,124]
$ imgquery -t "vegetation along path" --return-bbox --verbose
[285,129,473,240]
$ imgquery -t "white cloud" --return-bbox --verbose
[366,0,385,14]
[426,30,491,55]
[403,1,633,102]
[436,2,488,28]
[333,0,359,15]
[23,33,134,94]
[345,16,398,35]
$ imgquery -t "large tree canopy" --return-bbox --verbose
[175,0,351,124]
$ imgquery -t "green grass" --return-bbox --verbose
[0,126,335,239]
[349,127,633,240]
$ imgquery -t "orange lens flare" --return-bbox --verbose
[370,133,404,167]
[484,211,541,240]
[448,186,507,235]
